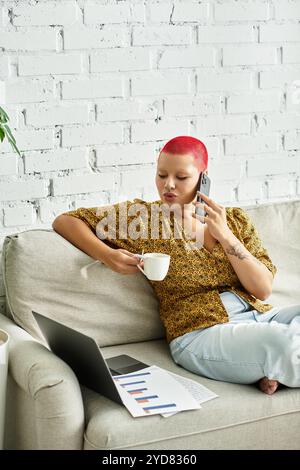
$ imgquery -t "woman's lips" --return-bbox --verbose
[163,193,177,201]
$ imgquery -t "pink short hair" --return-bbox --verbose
[158,135,208,172]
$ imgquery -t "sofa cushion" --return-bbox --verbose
[1,230,164,346]
[245,199,300,307]
[82,339,300,450]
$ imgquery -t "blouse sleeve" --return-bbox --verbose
[61,205,114,234]
[233,207,277,278]
[60,199,154,254]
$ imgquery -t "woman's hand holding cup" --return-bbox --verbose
[102,248,143,274]
[101,248,170,281]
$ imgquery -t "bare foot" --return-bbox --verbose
[258,377,279,395]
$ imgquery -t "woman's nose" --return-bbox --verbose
[165,179,176,190]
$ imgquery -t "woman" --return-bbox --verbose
[52,136,300,395]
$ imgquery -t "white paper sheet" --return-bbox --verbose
[112,365,201,418]
[158,367,219,417]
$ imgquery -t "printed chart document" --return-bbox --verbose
[112,365,201,417]
[159,367,219,417]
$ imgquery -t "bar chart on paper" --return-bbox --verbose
[112,366,201,417]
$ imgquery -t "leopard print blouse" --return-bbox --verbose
[62,199,277,344]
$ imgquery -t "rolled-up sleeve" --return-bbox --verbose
[60,199,154,254]
[233,207,277,278]
[61,206,110,233]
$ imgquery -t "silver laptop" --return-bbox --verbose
[32,311,149,406]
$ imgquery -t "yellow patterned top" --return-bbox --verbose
[62,199,277,344]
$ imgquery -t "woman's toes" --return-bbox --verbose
[258,377,279,395]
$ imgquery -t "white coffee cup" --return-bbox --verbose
[137,253,170,281]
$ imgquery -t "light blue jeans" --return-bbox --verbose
[169,291,300,387]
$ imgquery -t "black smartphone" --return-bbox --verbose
[195,172,211,223]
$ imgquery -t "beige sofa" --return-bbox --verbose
[1,200,300,450]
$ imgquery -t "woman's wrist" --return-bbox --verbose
[217,228,235,246]
[95,242,113,263]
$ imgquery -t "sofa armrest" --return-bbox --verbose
[0,313,85,449]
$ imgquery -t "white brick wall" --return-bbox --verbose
[227,91,282,113]
[260,24,300,42]
[225,135,279,155]
[275,0,300,20]
[283,45,300,64]
[64,26,128,50]
[52,172,115,196]
[197,71,253,92]
[19,53,83,76]
[223,45,277,66]
[24,149,88,173]
[26,103,90,126]
[5,78,55,103]
[90,48,150,72]
[1,0,300,305]
[214,1,270,22]
[62,123,123,147]
[0,30,57,50]
[131,71,192,96]
[158,46,215,68]
[198,25,255,43]
[84,3,132,24]
[12,2,80,27]
[0,156,18,176]
[3,205,35,227]
[0,180,48,202]
[133,26,192,46]
[62,77,124,100]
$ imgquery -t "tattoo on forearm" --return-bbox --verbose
[226,242,248,260]
[225,241,262,266]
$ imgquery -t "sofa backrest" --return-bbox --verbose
[2,199,300,346]
[243,199,300,307]
[1,229,164,346]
